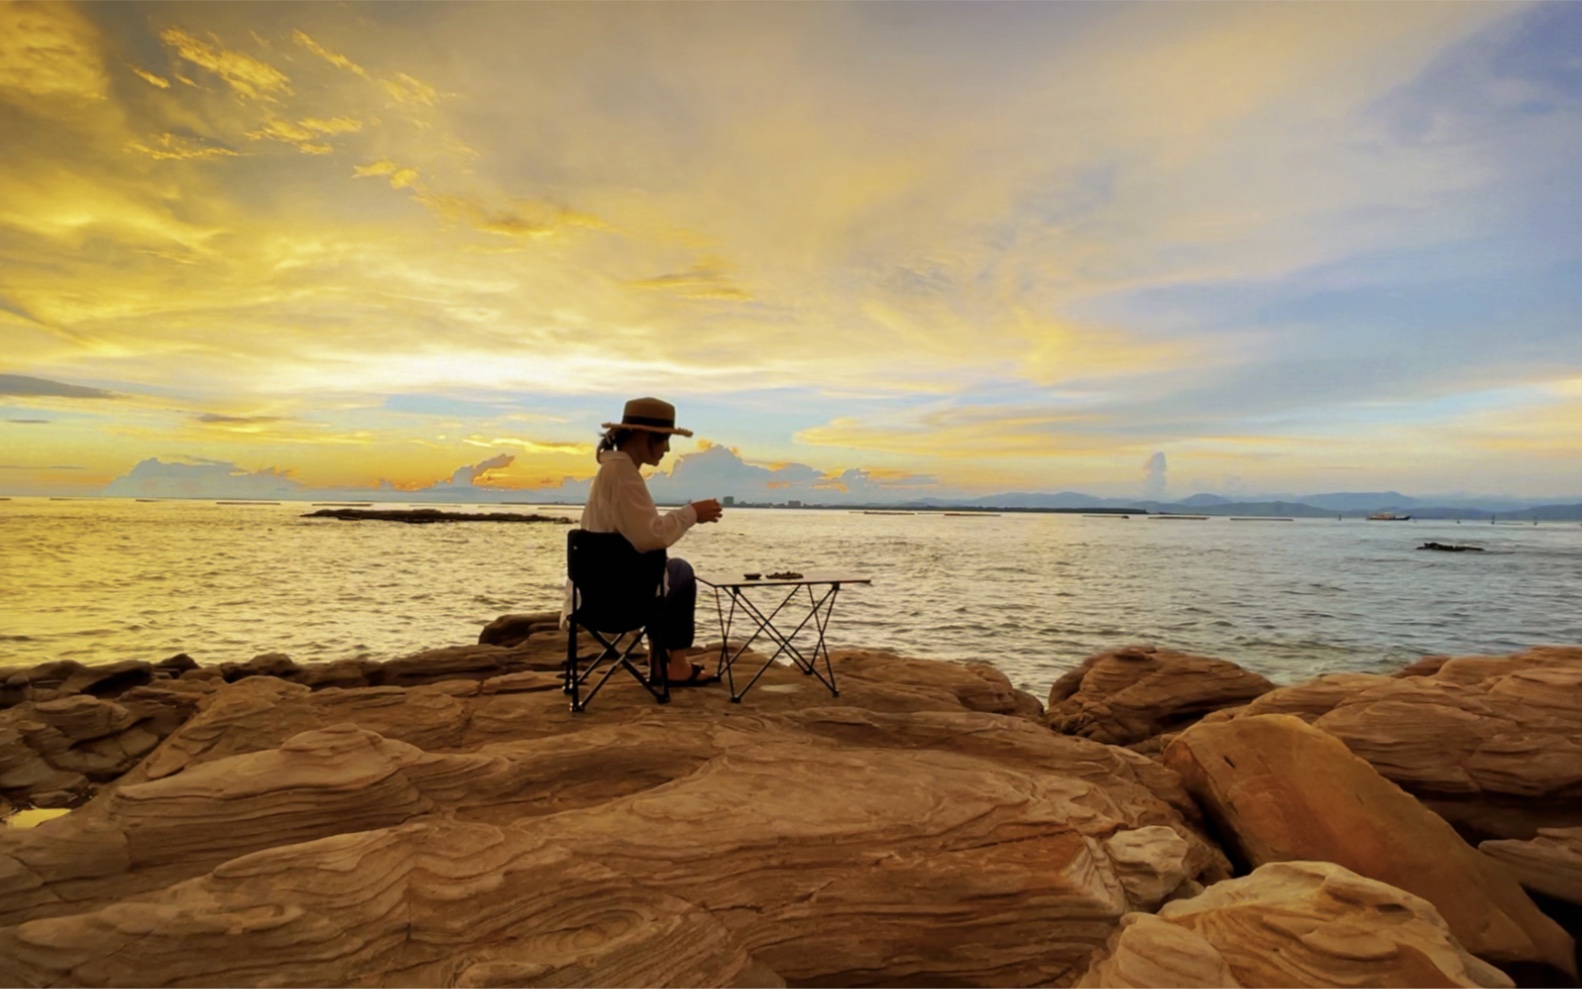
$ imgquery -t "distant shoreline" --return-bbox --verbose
[302,508,575,525]
[3,494,1581,521]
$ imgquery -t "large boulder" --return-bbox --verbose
[834,650,1044,720]
[219,651,300,681]
[1205,647,1582,841]
[1481,828,1582,908]
[1163,713,1576,982]
[0,656,1226,987]
[1077,860,1514,988]
[1046,645,1274,746]
[478,610,563,647]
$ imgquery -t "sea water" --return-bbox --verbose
[2,498,1579,696]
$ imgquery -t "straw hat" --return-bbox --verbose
[601,396,694,437]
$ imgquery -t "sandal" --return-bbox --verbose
[667,663,720,688]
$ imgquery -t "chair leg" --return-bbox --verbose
[566,623,585,712]
[650,631,670,704]
[567,624,675,712]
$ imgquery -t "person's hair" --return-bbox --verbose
[597,427,635,459]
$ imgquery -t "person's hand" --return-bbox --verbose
[691,498,723,524]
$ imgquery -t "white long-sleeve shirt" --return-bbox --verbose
[580,450,697,551]
[562,450,696,624]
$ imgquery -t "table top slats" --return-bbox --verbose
[698,572,872,589]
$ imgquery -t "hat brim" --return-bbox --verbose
[601,421,694,437]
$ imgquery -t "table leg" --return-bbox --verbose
[709,583,844,702]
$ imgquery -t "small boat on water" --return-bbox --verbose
[861,510,916,516]
[1367,512,1412,521]
[943,512,999,517]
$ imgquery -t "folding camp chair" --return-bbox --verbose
[565,528,670,712]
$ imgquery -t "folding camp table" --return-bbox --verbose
[696,571,872,703]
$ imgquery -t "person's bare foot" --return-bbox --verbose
[664,646,696,681]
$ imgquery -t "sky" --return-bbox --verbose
[2,1,1580,504]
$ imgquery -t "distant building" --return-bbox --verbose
[723,495,735,506]
[787,499,803,508]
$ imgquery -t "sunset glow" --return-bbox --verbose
[3,1,1579,502]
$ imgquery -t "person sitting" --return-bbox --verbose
[570,396,723,685]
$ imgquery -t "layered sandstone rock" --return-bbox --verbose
[0,684,212,810]
[1077,861,1515,988]
[0,659,156,708]
[1481,828,1582,907]
[1046,644,1274,746]
[0,819,778,989]
[478,609,563,647]
[1163,713,1576,981]
[1205,647,1582,840]
[837,650,1044,720]
[0,655,1222,987]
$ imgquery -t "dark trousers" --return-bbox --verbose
[654,557,696,653]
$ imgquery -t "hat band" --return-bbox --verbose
[623,414,675,429]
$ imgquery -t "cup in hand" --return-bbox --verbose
[692,497,723,523]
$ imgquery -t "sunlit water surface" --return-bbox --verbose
[3,498,1580,696]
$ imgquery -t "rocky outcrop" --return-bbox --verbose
[1,817,778,989]
[1077,861,1515,988]
[477,609,564,647]
[1,659,155,708]
[1203,647,1582,841]
[1482,828,1582,907]
[0,655,1224,987]
[837,650,1045,720]
[0,684,212,810]
[8,635,1579,987]
[1046,644,1274,746]
[1163,713,1576,982]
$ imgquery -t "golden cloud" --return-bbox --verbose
[291,30,368,79]
[381,71,437,110]
[463,434,591,455]
[1012,311,1192,386]
[300,116,362,136]
[354,159,420,189]
[160,26,292,102]
[0,167,220,256]
[796,407,1122,461]
[249,116,359,153]
[129,66,171,89]
[411,189,606,239]
[0,2,109,102]
[629,259,752,301]
[126,133,241,161]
